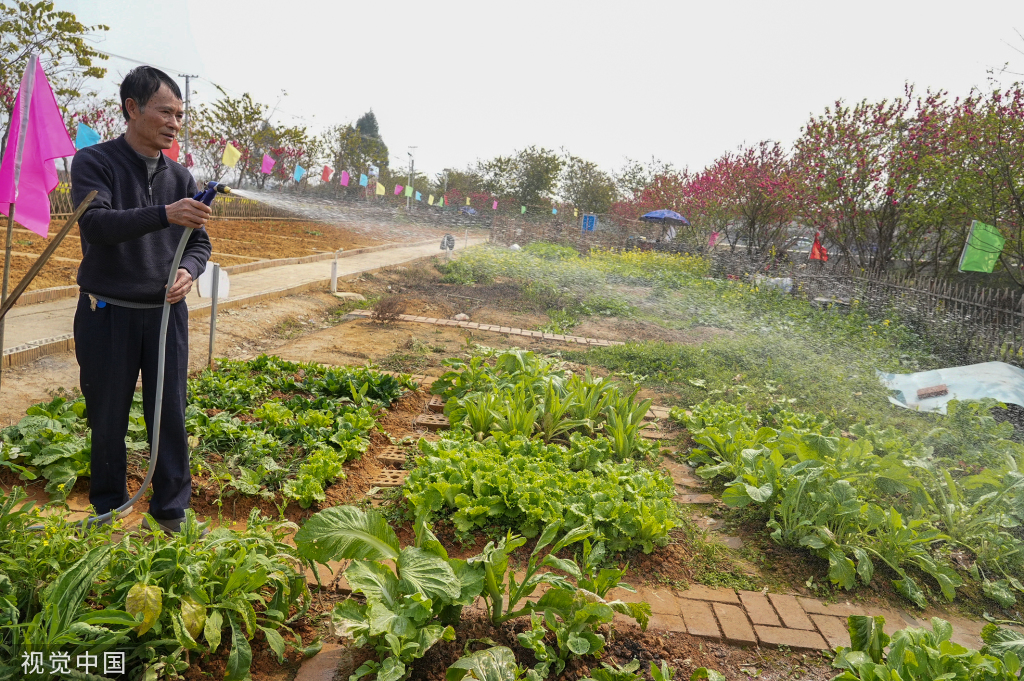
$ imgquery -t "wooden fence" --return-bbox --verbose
[792,270,1024,367]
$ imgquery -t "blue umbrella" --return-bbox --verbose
[641,209,690,225]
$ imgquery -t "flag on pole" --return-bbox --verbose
[810,233,828,262]
[185,153,194,168]
[394,184,403,196]
[552,208,558,215]
[74,122,100,150]
[222,143,241,168]
[438,196,444,207]
[340,170,350,186]
[162,138,180,162]
[574,208,578,217]
[322,165,333,182]
[375,182,385,196]
[359,173,368,187]
[0,54,76,238]
[493,200,498,210]
[261,154,275,174]
[959,220,1005,273]
[521,206,526,214]
[294,165,306,182]
[428,194,434,205]
[465,197,471,206]
[404,185,413,198]
[415,191,422,201]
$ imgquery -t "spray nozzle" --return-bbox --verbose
[193,181,231,207]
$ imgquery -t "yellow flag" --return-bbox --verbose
[375,182,385,196]
[465,197,471,206]
[574,209,579,217]
[428,194,434,205]
[222,143,241,168]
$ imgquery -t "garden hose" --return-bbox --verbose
[29,182,230,532]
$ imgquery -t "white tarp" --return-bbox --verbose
[877,361,1024,414]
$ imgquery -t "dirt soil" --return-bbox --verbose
[0,218,384,291]
[404,611,836,681]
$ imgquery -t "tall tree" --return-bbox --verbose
[0,0,109,152]
[192,92,268,186]
[355,109,379,138]
[321,122,388,181]
[480,146,563,207]
[560,152,616,214]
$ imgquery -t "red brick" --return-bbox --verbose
[754,625,828,651]
[679,599,720,639]
[768,593,815,630]
[643,589,681,615]
[796,597,865,618]
[713,603,757,645]
[678,585,740,604]
[739,591,781,626]
[649,613,687,632]
[810,614,851,649]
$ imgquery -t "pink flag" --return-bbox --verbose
[394,184,403,196]
[185,152,194,168]
[492,200,498,210]
[0,55,76,237]
[708,231,720,248]
[261,154,275,174]
[340,170,349,186]
[163,138,180,162]
[321,165,332,182]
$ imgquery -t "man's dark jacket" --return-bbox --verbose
[70,135,211,304]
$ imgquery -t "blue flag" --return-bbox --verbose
[415,191,422,201]
[359,173,369,187]
[75,122,101,150]
[552,208,558,215]
[294,165,306,182]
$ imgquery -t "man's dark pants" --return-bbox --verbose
[74,294,191,519]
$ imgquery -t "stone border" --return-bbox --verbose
[10,238,441,308]
[345,309,625,347]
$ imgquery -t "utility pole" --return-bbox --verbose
[407,147,416,211]
[178,74,198,167]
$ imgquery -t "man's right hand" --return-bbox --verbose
[165,198,212,229]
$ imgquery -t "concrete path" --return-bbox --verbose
[2,238,487,353]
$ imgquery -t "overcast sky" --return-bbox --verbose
[56,0,1023,179]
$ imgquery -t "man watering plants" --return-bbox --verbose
[70,66,212,534]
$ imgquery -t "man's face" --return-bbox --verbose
[126,84,183,151]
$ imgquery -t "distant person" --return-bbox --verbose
[70,66,212,534]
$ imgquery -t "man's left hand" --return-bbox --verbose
[166,268,193,303]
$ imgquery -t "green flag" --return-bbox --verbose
[521,206,526,214]
[959,220,1005,273]
[404,185,413,197]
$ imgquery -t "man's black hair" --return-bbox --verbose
[119,66,181,122]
